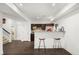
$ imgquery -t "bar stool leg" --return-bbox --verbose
[58,40,60,48]
[43,40,46,54]
[43,40,46,49]
[59,40,62,48]
[54,40,57,48]
[38,40,41,50]
[53,39,55,48]
[53,40,54,48]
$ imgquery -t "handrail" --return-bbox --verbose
[2,28,10,34]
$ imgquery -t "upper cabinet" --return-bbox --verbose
[31,23,55,32]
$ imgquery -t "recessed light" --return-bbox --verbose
[50,17,55,21]
[19,3,23,6]
[50,18,54,21]
[52,3,56,6]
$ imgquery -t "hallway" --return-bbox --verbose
[3,40,71,55]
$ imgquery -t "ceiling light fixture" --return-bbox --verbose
[50,17,55,21]
[52,3,56,6]
[19,3,23,6]
[50,18,54,21]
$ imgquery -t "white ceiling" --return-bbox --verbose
[14,3,68,21]
[0,3,79,23]
[0,3,25,21]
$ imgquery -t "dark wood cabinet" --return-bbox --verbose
[31,33,34,41]
[31,23,54,31]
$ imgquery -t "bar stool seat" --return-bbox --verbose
[53,38,62,48]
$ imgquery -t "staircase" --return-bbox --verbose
[2,28,11,44]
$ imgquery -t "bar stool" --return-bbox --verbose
[38,38,46,54]
[53,38,62,48]
[38,38,46,49]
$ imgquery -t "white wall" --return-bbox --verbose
[1,14,31,41]
[0,13,3,55]
[55,13,79,55]
[16,21,31,41]
[1,13,31,42]
[0,28,3,55]
[2,15,16,42]
[3,18,13,32]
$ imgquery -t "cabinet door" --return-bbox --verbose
[31,33,34,41]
